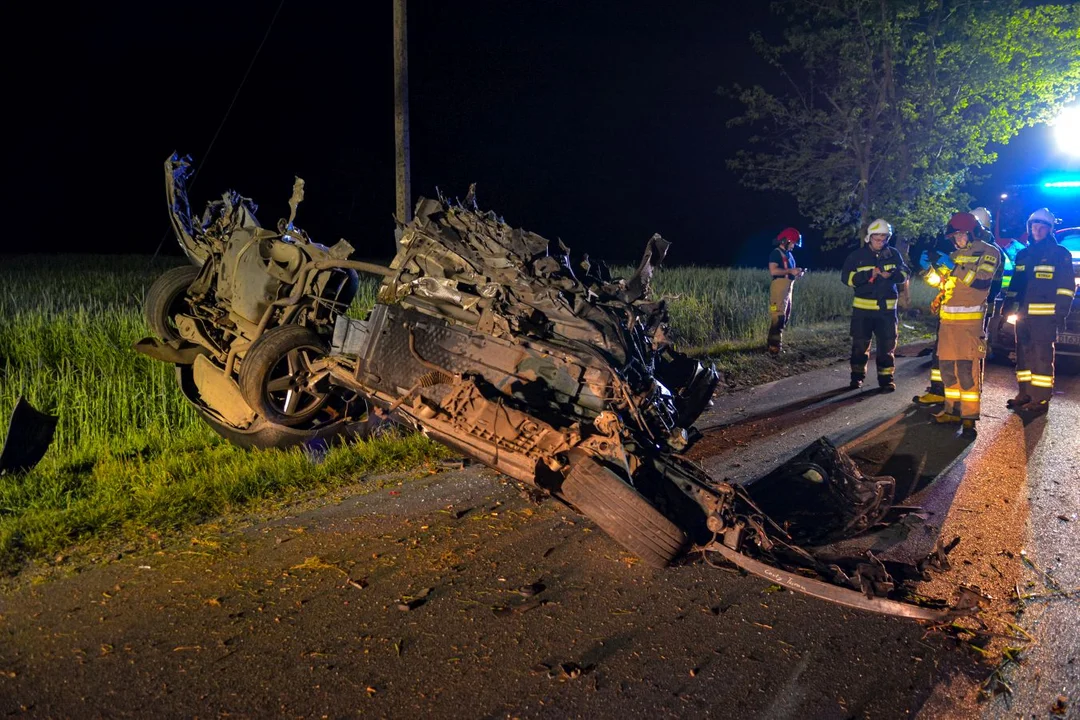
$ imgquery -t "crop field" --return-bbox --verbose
[0,254,933,572]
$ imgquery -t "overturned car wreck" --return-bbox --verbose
[137,155,981,621]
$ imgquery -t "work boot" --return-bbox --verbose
[849,378,863,390]
[961,419,977,434]
[1016,399,1049,415]
[767,345,782,356]
[932,410,961,424]
[1006,394,1031,410]
[913,391,946,405]
[879,382,896,393]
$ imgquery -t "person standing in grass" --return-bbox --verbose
[841,219,910,391]
[767,227,805,355]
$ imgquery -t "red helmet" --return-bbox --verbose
[775,227,802,248]
[945,212,983,242]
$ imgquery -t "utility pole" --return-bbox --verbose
[393,0,412,227]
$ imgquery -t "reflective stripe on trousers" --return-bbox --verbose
[937,317,986,419]
[850,309,898,384]
[1015,316,1057,402]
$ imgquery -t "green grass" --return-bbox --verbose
[0,255,439,573]
[0,255,935,573]
[643,265,935,386]
[649,265,937,349]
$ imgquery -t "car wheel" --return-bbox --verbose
[144,265,200,341]
[175,365,376,450]
[239,325,332,427]
[559,452,687,568]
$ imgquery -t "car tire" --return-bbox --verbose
[144,265,200,341]
[239,325,332,427]
[174,365,376,450]
[559,452,687,568]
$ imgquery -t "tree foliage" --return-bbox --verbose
[726,0,1080,247]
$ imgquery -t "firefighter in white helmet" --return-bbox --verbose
[840,219,910,390]
[767,227,805,354]
[1002,208,1075,413]
[928,212,1001,431]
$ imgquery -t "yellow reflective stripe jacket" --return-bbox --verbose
[840,245,909,314]
[1009,239,1075,320]
[947,240,1000,307]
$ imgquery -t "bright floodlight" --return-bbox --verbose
[1055,105,1080,156]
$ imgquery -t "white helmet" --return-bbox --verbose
[864,218,893,244]
[971,207,991,230]
[1026,207,1058,236]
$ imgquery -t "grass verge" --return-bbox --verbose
[695,316,938,390]
[0,428,449,575]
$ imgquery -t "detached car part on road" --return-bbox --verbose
[137,156,979,621]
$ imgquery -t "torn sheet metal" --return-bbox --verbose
[0,397,58,475]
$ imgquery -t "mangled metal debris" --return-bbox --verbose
[138,155,976,620]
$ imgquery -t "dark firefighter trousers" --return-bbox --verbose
[850,309,898,386]
[1015,316,1058,403]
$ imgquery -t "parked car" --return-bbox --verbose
[986,227,1080,373]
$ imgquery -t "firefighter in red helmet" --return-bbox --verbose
[929,212,1001,432]
[767,227,805,354]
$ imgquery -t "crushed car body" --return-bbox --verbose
[137,156,980,621]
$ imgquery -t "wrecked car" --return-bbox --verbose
[138,156,977,620]
[137,155,394,448]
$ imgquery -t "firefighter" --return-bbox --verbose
[1003,208,1075,414]
[767,227,805,354]
[929,212,1001,431]
[841,219,910,391]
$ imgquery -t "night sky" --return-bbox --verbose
[7,1,1078,269]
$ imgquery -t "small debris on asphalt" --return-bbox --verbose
[516,582,545,597]
[396,587,433,611]
[557,662,588,681]
[1050,695,1069,716]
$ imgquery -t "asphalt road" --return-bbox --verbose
[1,352,1077,719]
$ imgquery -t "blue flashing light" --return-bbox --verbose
[1043,180,1080,188]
